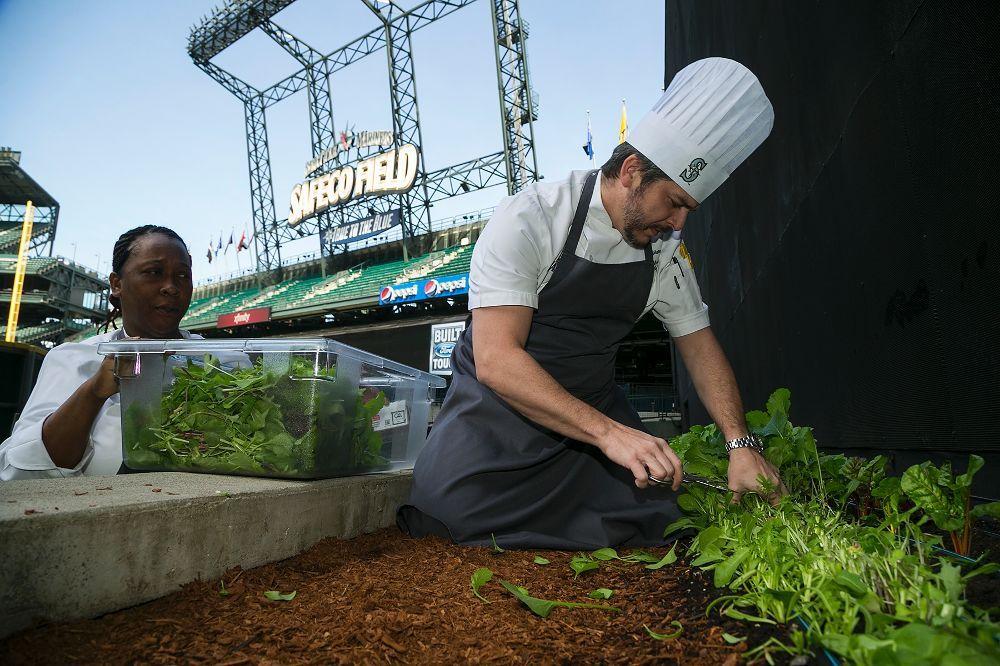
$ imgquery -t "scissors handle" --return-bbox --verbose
[648,472,728,492]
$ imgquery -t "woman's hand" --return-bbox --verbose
[88,356,122,401]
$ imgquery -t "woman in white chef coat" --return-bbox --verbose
[0,225,196,479]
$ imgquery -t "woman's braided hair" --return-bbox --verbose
[102,225,188,333]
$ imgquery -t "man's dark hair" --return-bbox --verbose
[599,142,671,194]
[103,225,188,332]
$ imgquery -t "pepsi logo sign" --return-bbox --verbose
[379,283,419,303]
[378,273,469,305]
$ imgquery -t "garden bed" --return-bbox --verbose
[0,528,804,665]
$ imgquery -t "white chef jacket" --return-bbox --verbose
[0,328,203,480]
[469,170,711,338]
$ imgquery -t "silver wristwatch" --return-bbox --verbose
[725,433,764,455]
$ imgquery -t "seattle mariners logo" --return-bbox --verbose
[679,157,707,183]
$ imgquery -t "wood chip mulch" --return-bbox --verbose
[1,528,808,665]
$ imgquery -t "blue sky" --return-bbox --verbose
[0,0,665,282]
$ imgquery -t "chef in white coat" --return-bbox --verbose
[0,225,197,479]
[399,58,786,548]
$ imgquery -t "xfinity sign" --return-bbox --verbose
[378,273,469,305]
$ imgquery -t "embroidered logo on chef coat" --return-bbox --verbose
[678,241,694,269]
[679,157,707,183]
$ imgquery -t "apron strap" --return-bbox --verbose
[548,169,599,287]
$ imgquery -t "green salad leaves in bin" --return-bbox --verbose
[122,354,390,477]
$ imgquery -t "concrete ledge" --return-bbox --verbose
[0,470,413,639]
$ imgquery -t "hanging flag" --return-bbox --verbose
[237,229,247,252]
[582,111,594,162]
[207,244,213,264]
[618,99,628,144]
[216,235,223,253]
[225,231,234,254]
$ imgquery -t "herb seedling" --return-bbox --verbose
[263,590,296,601]
[471,567,493,603]
[498,580,619,618]
[643,621,683,640]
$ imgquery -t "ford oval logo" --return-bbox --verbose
[434,342,456,358]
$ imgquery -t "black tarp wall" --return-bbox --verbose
[665,1,1000,492]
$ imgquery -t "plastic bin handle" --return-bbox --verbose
[112,354,140,379]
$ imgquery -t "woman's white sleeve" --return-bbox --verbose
[0,346,98,480]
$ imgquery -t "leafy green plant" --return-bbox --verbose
[666,389,1000,664]
[532,556,550,565]
[588,588,614,600]
[901,455,984,556]
[122,355,388,478]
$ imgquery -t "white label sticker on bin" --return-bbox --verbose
[372,400,409,432]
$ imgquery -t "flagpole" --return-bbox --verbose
[587,110,595,166]
[619,99,628,145]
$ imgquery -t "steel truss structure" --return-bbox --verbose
[0,204,58,256]
[188,0,539,274]
[1,149,60,257]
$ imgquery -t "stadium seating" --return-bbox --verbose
[0,254,59,276]
[0,320,88,345]
[57,241,480,337]
[0,224,53,254]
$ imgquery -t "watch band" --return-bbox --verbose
[725,433,764,455]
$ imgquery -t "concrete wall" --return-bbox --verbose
[0,470,413,639]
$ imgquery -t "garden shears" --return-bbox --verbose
[647,471,729,492]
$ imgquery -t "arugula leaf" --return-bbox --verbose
[263,590,296,601]
[498,580,619,618]
[643,621,683,640]
[569,555,601,577]
[591,547,619,561]
[588,588,614,600]
[713,547,751,587]
[645,543,678,570]
[471,567,493,603]
[723,606,775,624]
[621,550,661,564]
[532,556,550,565]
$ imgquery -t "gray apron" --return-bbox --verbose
[397,170,681,549]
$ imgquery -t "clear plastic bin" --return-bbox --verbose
[97,338,446,479]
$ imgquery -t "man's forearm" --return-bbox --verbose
[672,327,747,441]
[476,345,614,447]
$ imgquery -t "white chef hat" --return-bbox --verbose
[629,57,774,203]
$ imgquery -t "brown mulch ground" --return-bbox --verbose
[0,528,810,665]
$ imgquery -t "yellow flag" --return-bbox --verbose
[618,99,628,144]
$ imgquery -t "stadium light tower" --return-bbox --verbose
[187,0,539,278]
